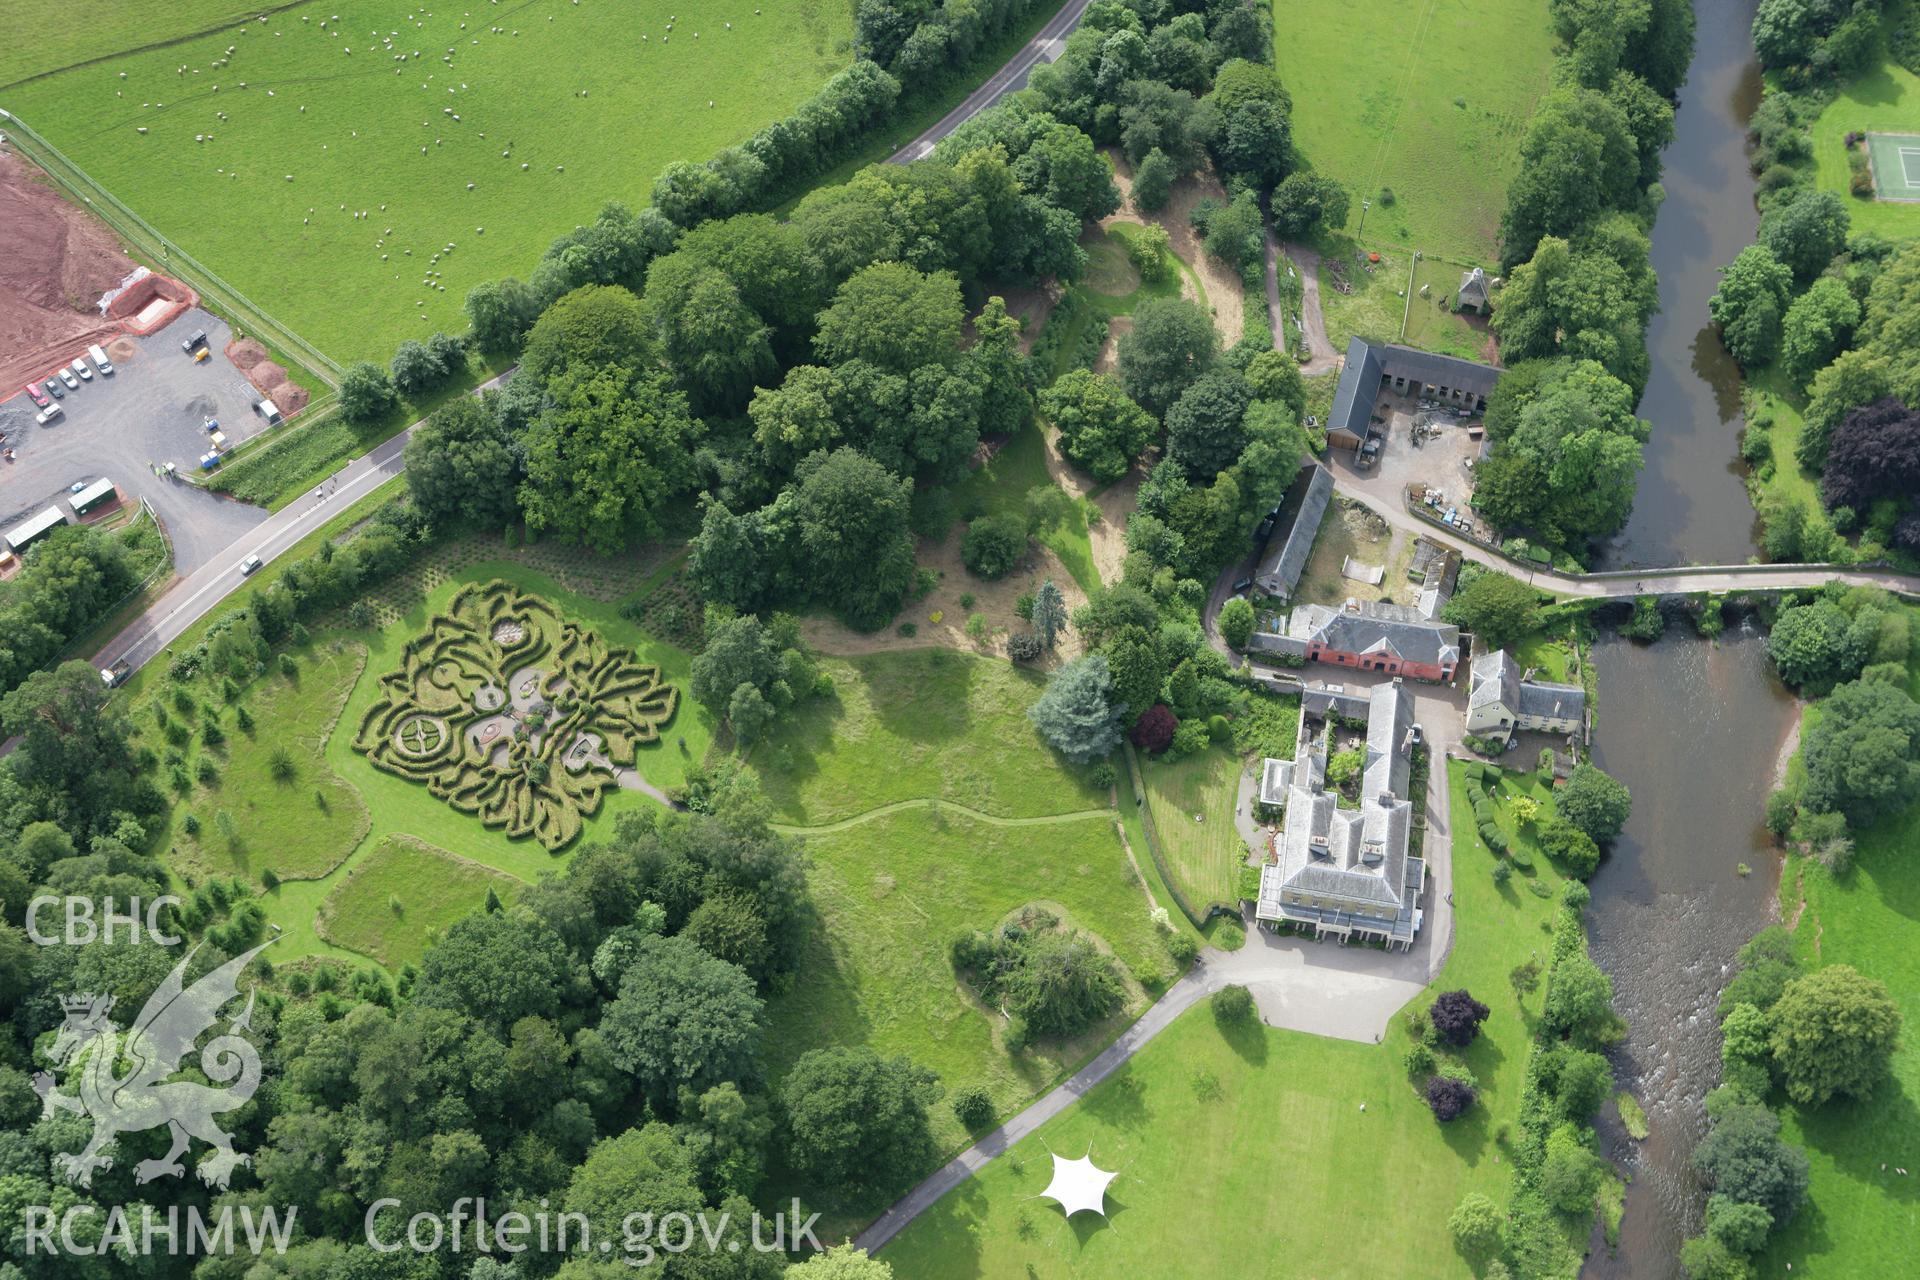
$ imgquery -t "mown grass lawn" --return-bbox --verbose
[1140,744,1247,910]
[1765,610,1920,1277]
[1806,53,1920,241]
[315,832,522,967]
[880,757,1583,1277]
[1512,624,1579,687]
[764,807,1170,1152]
[752,650,1109,825]
[4,0,853,361]
[1272,0,1555,262]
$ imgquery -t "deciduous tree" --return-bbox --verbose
[1769,963,1902,1106]
[1041,369,1157,483]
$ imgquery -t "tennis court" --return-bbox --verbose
[1866,131,1920,200]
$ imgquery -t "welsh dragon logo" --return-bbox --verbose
[34,940,272,1190]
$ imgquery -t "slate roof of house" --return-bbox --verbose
[1258,681,1419,922]
[1459,267,1491,307]
[1300,687,1372,720]
[1287,599,1462,669]
[1259,757,1294,807]
[1518,679,1586,721]
[1328,336,1384,441]
[1255,463,1333,601]
[1469,649,1520,713]
[1470,648,1587,722]
[1329,337,1503,443]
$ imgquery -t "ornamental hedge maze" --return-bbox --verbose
[353,580,678,849]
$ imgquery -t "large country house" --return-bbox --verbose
[1252,681,1426,949]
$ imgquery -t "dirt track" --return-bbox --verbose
[0,147,138,390]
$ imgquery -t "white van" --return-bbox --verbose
[88,345,113,375]
[71,358,92,382]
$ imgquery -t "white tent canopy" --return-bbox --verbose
[1039,1151,1118,1219]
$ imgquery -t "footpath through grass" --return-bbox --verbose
[1765,610,1920,1277]
[1272,0,1555,262]
[764,806,1170,1155]
[4,0,853,361]
[882,757,1582,1277]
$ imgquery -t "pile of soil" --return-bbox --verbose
[0,147,136,388]
[105,271,192,333]
[226,337,311,416]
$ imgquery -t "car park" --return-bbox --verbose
[43,378,63,399]
[23,383,50,408]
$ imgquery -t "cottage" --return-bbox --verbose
[1253,681,1426,948]
[1465,649,1586,744]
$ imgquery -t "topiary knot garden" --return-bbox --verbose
[353,580,677,849]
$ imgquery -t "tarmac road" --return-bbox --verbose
[885,0,1095,164]
[94,366,513,676]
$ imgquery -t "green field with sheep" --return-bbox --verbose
[0,0,852,361]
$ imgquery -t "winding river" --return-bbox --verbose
[1581,2,1792,1273]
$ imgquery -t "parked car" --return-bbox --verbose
[71,359,92,382]
[57,367,79,390]
[36,404,63,426]
[182,329,208,353]
[239,553,262,576]
[43,378,64,399]
[1409,723,1424,748]
[23,383,50,408]
[1232,577,1253,593]
[69,480,86,494]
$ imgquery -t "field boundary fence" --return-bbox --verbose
[0,109,343,387]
